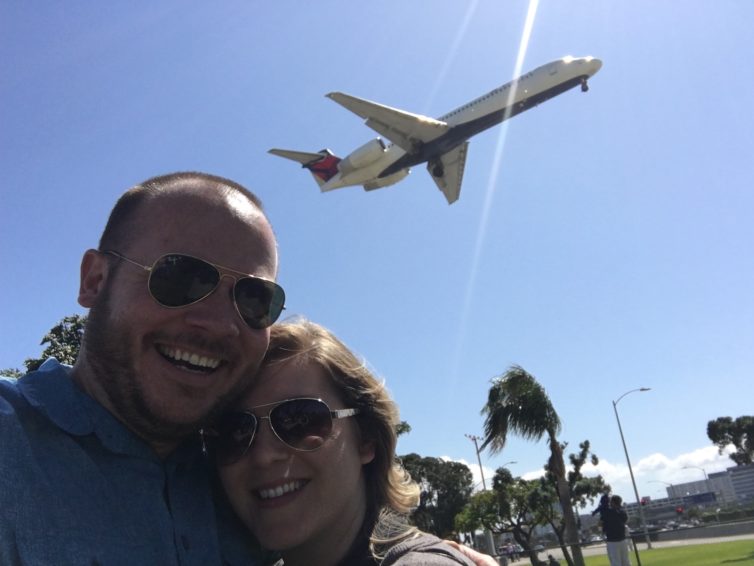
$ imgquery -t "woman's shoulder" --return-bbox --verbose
[381,532,476,565]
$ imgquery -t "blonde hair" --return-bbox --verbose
[262,319,421,552]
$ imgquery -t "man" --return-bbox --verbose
[0,172,283,565]
[601,495,631,566]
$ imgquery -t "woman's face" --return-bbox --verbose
[218,359,375,556]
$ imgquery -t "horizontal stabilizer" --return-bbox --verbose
[269,148,341,188]
[427,142,469,205]
[326,92,448,152]
[268,148,326,165]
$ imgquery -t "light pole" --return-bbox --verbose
[682,465,710,492]
[613,388,652,550]
[465,434,497,555]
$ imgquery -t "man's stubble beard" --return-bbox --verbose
[83,283,251,446]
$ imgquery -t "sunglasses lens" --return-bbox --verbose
[234,278,286,330]
[270,399,332,451]
[215,412,257,465]
[149,254,220,307]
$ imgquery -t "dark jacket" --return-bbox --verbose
[600,507,629,542]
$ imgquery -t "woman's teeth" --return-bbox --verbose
[257,480,305,500]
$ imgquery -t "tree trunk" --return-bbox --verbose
[549,435,585,566]
[548,519,574,566]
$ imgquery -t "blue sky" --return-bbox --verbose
[2,2,752,504]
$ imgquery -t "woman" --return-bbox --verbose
[215,319,484,565]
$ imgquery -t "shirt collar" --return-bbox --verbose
[18,358,203,463]
[18,358,94,436]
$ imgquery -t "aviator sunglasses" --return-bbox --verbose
[105,251,285,330]
[212,397,360,465]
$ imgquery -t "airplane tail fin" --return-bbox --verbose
[268,148,341,188]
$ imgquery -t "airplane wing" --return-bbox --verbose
[427,142,469,205]
[326,92,448,152]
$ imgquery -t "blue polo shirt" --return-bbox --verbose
[0,360,258,565]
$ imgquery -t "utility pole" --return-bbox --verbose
[465,434,496,556]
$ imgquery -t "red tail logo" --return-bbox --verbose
[305,153,340,182]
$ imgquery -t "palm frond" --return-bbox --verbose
[480,365,561,454]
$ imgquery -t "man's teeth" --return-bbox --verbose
[258,481,304,500]
[159,346,220,369]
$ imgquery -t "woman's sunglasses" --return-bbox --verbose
[213,397,360,465]
[105,251,285,330]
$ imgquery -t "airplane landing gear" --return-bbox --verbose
[581,78,589,92]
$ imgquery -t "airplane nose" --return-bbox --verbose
[585,57,603,76]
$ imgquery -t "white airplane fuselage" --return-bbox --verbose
[320,56,601,191]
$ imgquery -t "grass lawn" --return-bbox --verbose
[582,540,754,565]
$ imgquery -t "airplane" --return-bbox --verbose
[269,56,602,205]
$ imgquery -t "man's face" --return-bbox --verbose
[79,188,279,448]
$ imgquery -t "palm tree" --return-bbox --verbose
[481,365,585,566]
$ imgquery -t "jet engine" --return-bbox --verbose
[337,138,387,175]
[363,168,410,190]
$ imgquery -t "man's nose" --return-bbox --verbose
[182,276,242,337]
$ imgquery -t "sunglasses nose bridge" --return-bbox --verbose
[217,272,247,305]
[250,415,296,459]
[204,272,241,309]
[216,271,238,283]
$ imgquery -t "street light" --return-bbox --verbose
[682,465,711,494]
[613,388,652,550]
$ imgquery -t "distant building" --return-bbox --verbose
[579,463,754,527]
[709,471,736,505]
[728,463,754,504]
[667,463,754,505]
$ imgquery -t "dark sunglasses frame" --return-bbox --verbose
[104,250,285,329]
[213,397,360,465]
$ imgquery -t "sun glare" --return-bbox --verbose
[450,0,541,385]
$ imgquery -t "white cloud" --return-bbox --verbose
[442,444,738,501]
[441,456,497,491]
[588,444,736,500]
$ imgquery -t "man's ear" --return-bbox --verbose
[359,439,376,465]
[78,249,109,308]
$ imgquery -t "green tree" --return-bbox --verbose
[0,315,86,378]
[539,440,610,566]
[707,416,754,466]
[455,490,500,538]
[0,368,23,379]
[401,453,473,539]
[457,467,548,566]
[396,421,412,437]
[481,365,585,566]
